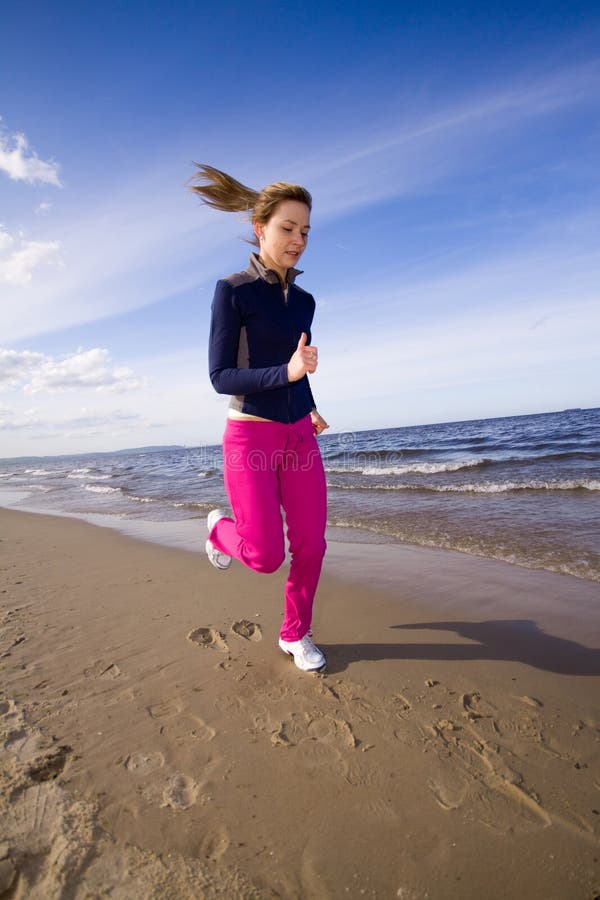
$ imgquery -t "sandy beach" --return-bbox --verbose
[1,505,599,899]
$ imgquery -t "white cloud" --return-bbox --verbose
[0,349,46,391]
[0,404,153,435]
[0,227,13,253]
[35,201,53,214]
[0,118,62,186]
[0,225,64,285]
[0,347,149,395]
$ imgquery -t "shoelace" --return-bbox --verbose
[299,634,318,652]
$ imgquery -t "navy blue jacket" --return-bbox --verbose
[208,253,317,423]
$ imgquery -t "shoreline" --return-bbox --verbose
[1,505,599,897]
[1,492,599,645]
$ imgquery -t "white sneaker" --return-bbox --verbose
[206,508,232,571]
[278,634,326,672]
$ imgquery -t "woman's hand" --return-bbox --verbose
[288,332,318,382]
[310,410,329,435]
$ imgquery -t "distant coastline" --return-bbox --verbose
[0,444,186,463]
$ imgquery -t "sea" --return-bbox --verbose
[1,407,599,583]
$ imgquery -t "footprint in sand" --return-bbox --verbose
[270,722,292,747]
[295,738,346,777]
[263,713,359,781]
[124,751,165,775]
[83,660,122,679]
[306,715,357,750]
[230,619,262,642]
[427,775,469,811]
[26,744,73,783]
[461,691,497,721]
[317,679,378,724]
[0,699,16,716]
[187,627,229,652]
[108,686,142,706]
[100,663,121,679]
[161,773,199,810]
[425,719,552,832]
[147,699,183,720]
[200,824,230,861]
[160,714,216,744]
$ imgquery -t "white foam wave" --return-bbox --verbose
[326,459,484,476]
[429,479,600,493]
[129,495,158,503]
[24,468,52,475]
[328,478,600,493]
[84,484,122,495]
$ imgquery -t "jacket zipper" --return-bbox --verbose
[282,280,292,423]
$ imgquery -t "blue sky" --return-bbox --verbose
[1,0,599,457]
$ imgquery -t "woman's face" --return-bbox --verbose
[254,200,311,279]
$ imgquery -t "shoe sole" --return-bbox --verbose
[279,646,327,673]
[205,539,231,570]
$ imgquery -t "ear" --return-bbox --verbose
[253,222,263,242]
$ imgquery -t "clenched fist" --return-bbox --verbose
[287,332,318,382]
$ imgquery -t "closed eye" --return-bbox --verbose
[282,227,309,239]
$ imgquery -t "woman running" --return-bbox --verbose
[188,165,329,673]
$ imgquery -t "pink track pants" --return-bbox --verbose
[208,413,327,642]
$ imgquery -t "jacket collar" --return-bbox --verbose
[247,252,303,286]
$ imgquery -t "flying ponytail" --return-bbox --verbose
[187,164,259,213]
[188,164,312,247]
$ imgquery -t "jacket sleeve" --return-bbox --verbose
[208,280,290,395]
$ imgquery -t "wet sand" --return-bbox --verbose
[0,506,598,898]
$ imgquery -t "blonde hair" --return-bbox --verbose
[187,163,312,246]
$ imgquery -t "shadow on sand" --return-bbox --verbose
[322,619,600,676]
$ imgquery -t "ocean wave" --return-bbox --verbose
[328,478,600,493]
[24,468,53,476]
[439,479,600,493]
[326,459,487,475]
[365,459,486,475]
[427,478,600,493]
[129,494,159,503]
[84,484,122,495]
[534,449,600,461]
